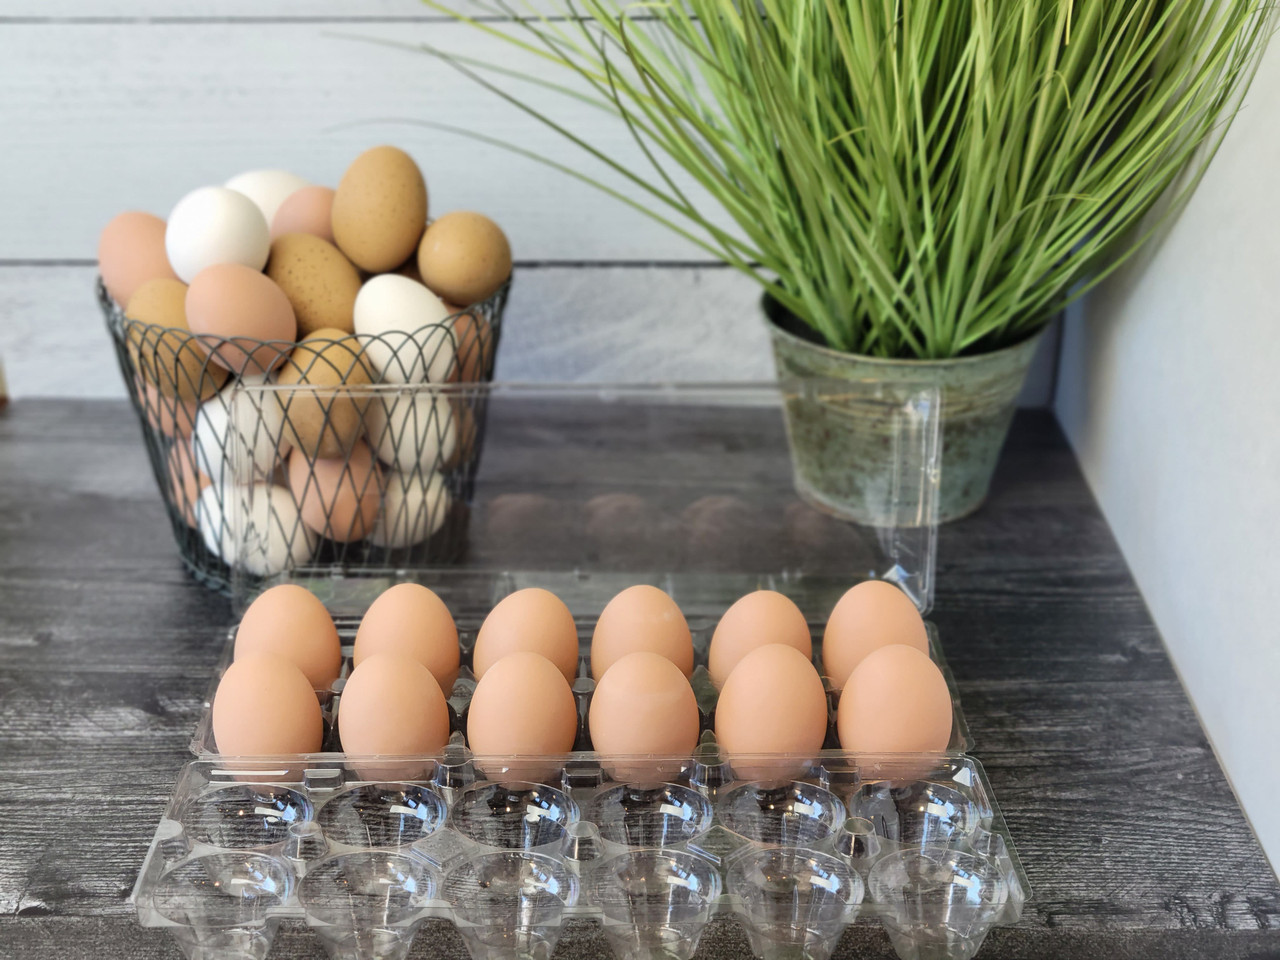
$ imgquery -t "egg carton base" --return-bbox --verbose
[134,753,1028,960]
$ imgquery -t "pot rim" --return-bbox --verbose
[762,293,1048,368]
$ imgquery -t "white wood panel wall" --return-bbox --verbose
[0,2,1057,400]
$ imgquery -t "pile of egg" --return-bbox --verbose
[213,579,952,771]
[98,146,511,572]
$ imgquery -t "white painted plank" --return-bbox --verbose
[0,21,726,262]
[0,264,1057,401]
[0,264,771,397]
[0,1,561,19]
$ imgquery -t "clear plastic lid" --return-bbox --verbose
[224,381,941,620]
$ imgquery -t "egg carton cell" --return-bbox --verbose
[135,753,1026,960]
[101,276,509,595]
[187,606,973,758]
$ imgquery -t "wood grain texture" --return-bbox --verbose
[0,400,1277,958]
[0,19,721,262]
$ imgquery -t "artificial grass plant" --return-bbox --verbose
[420,1,1274,359]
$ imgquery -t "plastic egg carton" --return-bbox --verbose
[187,609,974,758]
[133,752,1027,960]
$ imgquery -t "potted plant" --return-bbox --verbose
[421,0,1273,521]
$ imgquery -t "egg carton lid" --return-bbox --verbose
[224,380,942,619]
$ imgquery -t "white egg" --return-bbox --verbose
[166,186,271,283]
[192,375,289,486]
[233,483,317,576]
[370,470,451,549]
[197,482,316,575]
[353,274,456,384]
[225,169,311,226]
[196,482,231,560]
[363,391,456,472]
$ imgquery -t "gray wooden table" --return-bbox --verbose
[1,400,1277,959]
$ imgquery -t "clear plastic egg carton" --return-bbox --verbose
[188,604,974,757]
[133,752,1027,960]
[138,381,1031,957]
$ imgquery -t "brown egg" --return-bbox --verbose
[466,650,577,759]
[166,442,209,527]
[212,653,323,756]
[709,591,812,689]
[837,644,952,753]
[715,644,827,778]
[445,305,495,383]
[822,581,928,689]
[287,440,381,542]
[276,328,373,459]
[266,233,361,337]
[417,212,511,305]
[186,263,297,375]
[473,588,579,682]
[591,585,693,681]
[589,652,700,781]
[125,278,227,401]
[353,583,460,694]
[338,652,451,759]
[234,584,342,689]
[332,145,428,272]
[99,211,180,307]
[271,185,336,242]
[138,379,198,439]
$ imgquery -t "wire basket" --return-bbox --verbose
[100,277,509,594]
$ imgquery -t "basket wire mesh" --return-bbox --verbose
[101,277,509,594]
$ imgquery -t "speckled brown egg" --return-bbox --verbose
[271,185,336,243]
[417,212,511,305]
[332,146,427,273]
[99,211,180,306]
[125,278,227,401]
[276,328,373,459]
[266,233,361,337]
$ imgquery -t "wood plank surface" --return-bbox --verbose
[0,400,1276,958]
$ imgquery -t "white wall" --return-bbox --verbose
[0,1,1058,401]
[1056,41,1280,865]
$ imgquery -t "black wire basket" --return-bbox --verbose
[100,276,509,594]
